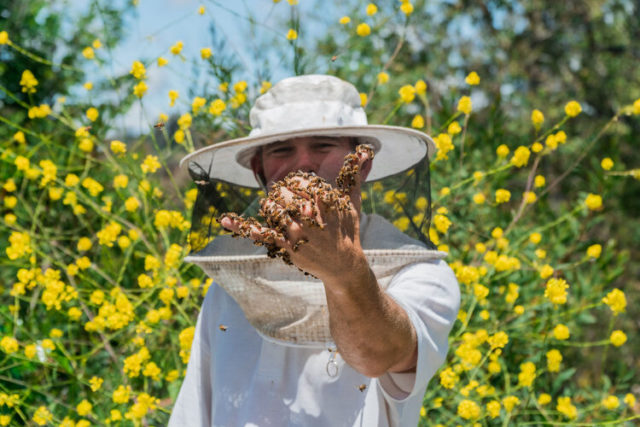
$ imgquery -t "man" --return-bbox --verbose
[169,75,460,426]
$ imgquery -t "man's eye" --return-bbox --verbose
[267,147,293,155]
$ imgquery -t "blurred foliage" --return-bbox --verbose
[0,0,638,425]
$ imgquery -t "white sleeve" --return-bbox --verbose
[168,290,214,427]
[377,259,460,402]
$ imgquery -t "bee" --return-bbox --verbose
[219,324,228,331]
[154,122,165,129]
[331,55,338,62]
[358,384,367,392]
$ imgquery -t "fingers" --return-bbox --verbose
[218,213,285,246]
[336,144,374,196]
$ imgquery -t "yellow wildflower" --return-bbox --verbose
[457,96,472,114]
[585,193,602,210]
[200,47,212,59]
[552,324,570,340]
[600,157,613,170]
[557,396,578,419]
[465,71,480,85]
[356,23,371,37]
[564,100,582,117]
[286,29,298,40]
[602,288,626,315]
[610,330,626,347]
[170,40,184,55]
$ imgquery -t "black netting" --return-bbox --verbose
[185,144,435,254]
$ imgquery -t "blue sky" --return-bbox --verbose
[97,0,338,134]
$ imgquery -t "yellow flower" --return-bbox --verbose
[524,191,537,204]
[0,31,9,44]
[1,336,19,354]
[113,174,128,189]
[495,189,511,204]
[141,155,161,174]
[539,264,554,279]
[488,331,508,349]
[602,395,619,410]
[83,81,93,90]
[82,47,95,59]
[531,109,544,127]
[503,396,520,412]
[112,385,132,404]
[110,140,127,155]
[510,145,531,167]
[366,3,378,15]
[200,47,213,59]
[209,99,226,116]
[496,144,509,158]
[398,85,416,103]
[400,1,414,15]
[33,406,53,426]
[178,112,192,129]
[545,278,569,305]
[411,114,424,129]
[586,243,601,259]
[633,98,640,115]
[286,29,298,40]
[414,79,427,95]
[534,175,545,188]
[552,324,570,340]
[377,72,389,85]
[465,71,480,85]
[260,81,272,94]
[133,81,148,98]
[600,157,613,170]
[130,60,146,79]
[555,130,567,143]
[448,121,461,135]
[602,288,626,315]
[192,96,206,114]
[168,89,179,107]
[457,399,481,420]
[0,415,10,426]
[157,56,168,67]
[359,93,367,107]
[564,100,582,117]
[85,107,99,122]
[457,96,472,114]
[556,396,578,419]
[92,39,102,49]
[610,330,626,347]
[584,193,602,210]
[545,134,558,150]
[531,142,544,153]
[198,5,205,14]
[76,399,92,416]
[20,70,39,94]
[356,23,371,37]
[624,393,636,407]
[546,349,562,372]
[472,193,485,204]
[538,393,552,405]
[486,400,501,418]
[170,40,184,55]
[339,16,351,25]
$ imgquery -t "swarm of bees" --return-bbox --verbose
[218,144,375,269]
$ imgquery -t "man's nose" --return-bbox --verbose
[293,148,317,172]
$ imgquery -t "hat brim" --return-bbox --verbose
[180,125,436,188]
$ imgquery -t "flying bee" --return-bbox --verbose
[219,324,228,331]
[154,122,165,129]
[358,384,367,392]
[331,55,338,62]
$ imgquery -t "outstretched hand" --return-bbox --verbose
[218,144,374,280]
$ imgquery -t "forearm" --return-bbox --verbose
[322,256,418,378]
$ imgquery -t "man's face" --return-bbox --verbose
[253,136,356,189]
